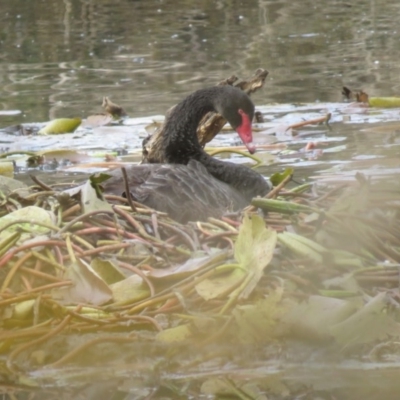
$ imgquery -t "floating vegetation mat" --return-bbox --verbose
[1,173,400,398]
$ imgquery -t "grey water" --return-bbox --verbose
[2,0,400,124]
[1,0,400,398]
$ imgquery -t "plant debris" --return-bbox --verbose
[1,170,400,398]
[342,86,400,108]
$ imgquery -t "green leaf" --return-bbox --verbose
[278,231,325,263]
[38,118,82,135]
[270,168,293,186]
[90,172,112,186]
[252,198,317,214]
[234,214,277,299]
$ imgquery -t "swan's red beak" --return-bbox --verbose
[236,109,256,154]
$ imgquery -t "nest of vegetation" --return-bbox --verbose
[1,169,400,393]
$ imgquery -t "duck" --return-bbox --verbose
[102,85,272,223]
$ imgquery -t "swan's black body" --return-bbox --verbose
[103,86,271,222]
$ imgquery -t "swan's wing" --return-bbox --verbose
[102,161,246,223]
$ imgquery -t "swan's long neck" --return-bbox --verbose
[162,88,216,164]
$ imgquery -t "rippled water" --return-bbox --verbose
[1,0,400,398]
[1,0,400,124]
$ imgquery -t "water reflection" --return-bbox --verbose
[1,0,400,125]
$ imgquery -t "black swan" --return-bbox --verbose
[102,85,272,222]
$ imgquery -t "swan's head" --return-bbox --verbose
[216,86,256,154]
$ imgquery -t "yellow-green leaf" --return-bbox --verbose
[195,265,245,301]
[368,97,400,108]
[11,299,35,320]
[38,118,81,135]
[90,258,125,285]
[234,214,277,299]
[0,205,55,243]
[0,161,14,178]
[110,274,150,305]
[156,324,192,343]
[195,214,276,302]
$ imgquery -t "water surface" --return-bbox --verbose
[1,0,400,123]
[1,0,400,398]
